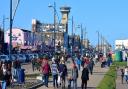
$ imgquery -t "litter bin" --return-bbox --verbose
[17,69,25,84]
[115,51,122,62]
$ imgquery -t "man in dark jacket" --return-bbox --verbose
[88,58,94,75]
[81,64,89,89]
[59,61,67,87]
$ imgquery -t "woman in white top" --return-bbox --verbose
[124,66,128,83]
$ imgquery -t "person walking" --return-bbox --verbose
[88,58,94,75]
[59,60,67,88]
[72,62,78,89]
[41,59,51,87]
[51,60,59,88]
[124,66,128,83]
[1,63,8,89]
[31,57,36,72]
[107,54,112,67]
[81,64,89,89]
[120,68,124,84]
[76,56,82,71]
[66,58,74,89]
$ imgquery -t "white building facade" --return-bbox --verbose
[115,40,128,50]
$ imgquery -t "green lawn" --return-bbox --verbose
[113,61,127,67]
[96,61,127,89]
[96,65,116,89]
[26,73,40,79]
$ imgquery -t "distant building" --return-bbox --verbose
[32,19,65,47]
[5,28,32,49]
[82,39,90,48]
[115,40,128,50]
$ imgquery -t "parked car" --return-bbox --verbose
[11,54,17,61]
[25,54,34,62]
[17,54,27,63]
[0,55,9,62]
[33,53,39,59]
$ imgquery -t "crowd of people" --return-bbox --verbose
[0,53,113,89]
[0,59,22,89]
[39,55,95,89]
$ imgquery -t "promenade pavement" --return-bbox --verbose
[22,63,40,74]
[37,62,109,89]
[116,68,128,89]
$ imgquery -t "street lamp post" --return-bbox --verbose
[71,16,74,58]
[84,27,87,48]
[96,31,100,53]
[9,0,13,61]
[101,34,103,53]
[76,24,83,57]
[9,0,20,60]
[3,15,9,42]
[48,2,56,54]
[81,24,83,56]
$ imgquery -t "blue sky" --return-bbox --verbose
[0,0,128,48]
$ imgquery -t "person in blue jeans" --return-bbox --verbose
[1,81,6,89]
[88,58,94,75]
[51,61,59,88]
[76,57,82,71]
[41,60,51,87]
[1,63,7,89]
[72,64,78,89]
[68,60,78,89]
[124,66,128,83]
[43,74,49,87]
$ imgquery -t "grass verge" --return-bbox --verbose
[96,61,127,89]
[113,61,127,67]
[26,73,40,79]
[96,65,116,89]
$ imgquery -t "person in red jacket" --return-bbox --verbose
[41,59,51,87]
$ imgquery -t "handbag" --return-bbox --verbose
[57,75,61,84]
